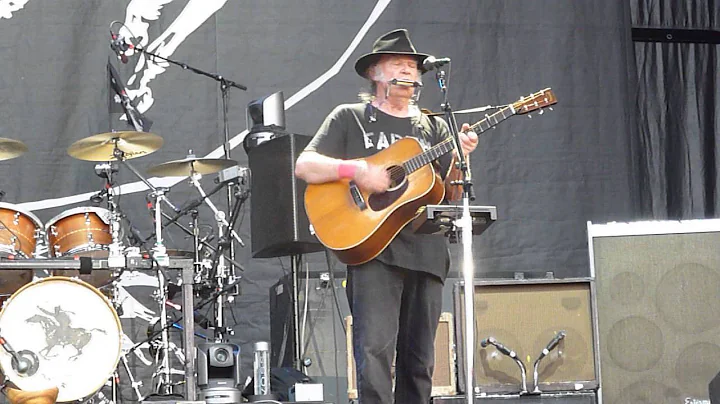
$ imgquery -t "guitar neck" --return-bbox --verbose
[402,137,455,174]
[470,104,517,134]
[401,105,517,175]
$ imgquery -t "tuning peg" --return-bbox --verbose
[527,114,532,119]
[538,109,544,115]
[549,106,554,111]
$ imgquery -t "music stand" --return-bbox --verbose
[412,205,497,237]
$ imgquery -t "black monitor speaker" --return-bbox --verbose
[248,133,324,258]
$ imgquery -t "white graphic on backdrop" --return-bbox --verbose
[0,0,30,19]
[18,0,392,212]
[119,0,228,115]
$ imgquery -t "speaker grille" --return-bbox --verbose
[592,230,720,403]
[454,279,598,394]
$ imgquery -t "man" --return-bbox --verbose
[295,29,478,403]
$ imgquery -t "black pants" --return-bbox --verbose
[347,260,443,404]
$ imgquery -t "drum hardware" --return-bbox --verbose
[193,178,248,341]
[114,33,248,334]
[117,352,143,401]
[146,157,248,341]
[94,162,125,269]
[187,174,244,249]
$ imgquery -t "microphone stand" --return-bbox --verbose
[435,67,477,404]
[130,44,247,281]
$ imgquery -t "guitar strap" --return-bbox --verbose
[352,102,433,150]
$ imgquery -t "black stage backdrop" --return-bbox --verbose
[631,1,720,219]
[0,0,638,400]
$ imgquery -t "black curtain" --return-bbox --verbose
[631,1,720,219]
[0,1,640,401]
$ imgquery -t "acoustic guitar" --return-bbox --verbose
[304,88,557,265]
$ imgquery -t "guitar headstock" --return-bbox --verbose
[512,88,557,115]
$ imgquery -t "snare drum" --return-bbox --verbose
[45,207,112,258]
[0,277,122,402]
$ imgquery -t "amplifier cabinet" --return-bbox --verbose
[346,312,457,399]
[454,278,599,394]
[432,391,597,403]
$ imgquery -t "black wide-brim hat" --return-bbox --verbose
[354,29,430,79]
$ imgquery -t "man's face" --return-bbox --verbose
[372,55,420,98]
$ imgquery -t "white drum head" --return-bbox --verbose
[0,277,122,402]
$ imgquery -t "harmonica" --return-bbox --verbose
[389,78,423,88]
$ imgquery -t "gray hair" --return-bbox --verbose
[357,63,422,104]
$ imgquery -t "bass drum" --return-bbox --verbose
[0,277,122,402]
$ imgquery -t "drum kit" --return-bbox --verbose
[0,131,250,403]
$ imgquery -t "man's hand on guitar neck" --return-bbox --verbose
[459,123,479,156]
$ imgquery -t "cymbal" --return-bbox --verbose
[147,156,237,177]
[67,131,163,161]
[0,137,28,161]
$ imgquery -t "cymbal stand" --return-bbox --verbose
[117,353,143,401]
[94,162,126,269]
[188,173,245,341]
[213,211,228,341]
[188,174,244,248]
[111,144,177,396]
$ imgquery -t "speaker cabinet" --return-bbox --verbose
[248,133,324,258]
[431,391,597,403]
[269,274,351,403]
[589,220,720,404]
[346,312,457,399]
[454,279,599,395]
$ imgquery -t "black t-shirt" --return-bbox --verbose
[304,102,454,281]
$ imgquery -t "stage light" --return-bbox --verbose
[196,342,242,404]
[243,91,286,153]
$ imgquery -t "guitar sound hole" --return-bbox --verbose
[367,166,408,211]
[387,165,406,191]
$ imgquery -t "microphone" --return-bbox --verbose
[12,350,39,377]
[480,337,513,356]
[531,330,566,393]
[0,336,39,377]
[389,78,423,88]
[481,336,528,393]
[540,330,566,359]
[422,56,451,71]
[110,33,130,64]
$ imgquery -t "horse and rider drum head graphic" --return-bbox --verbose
[0,277,122,402]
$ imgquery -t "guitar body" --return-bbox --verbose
[304,137,446,266]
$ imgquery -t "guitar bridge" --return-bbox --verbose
[349,180,367,210]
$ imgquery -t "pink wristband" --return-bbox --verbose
[337,163,357,179]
